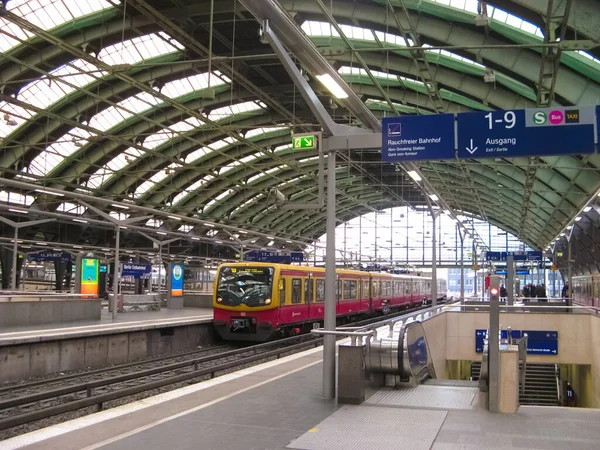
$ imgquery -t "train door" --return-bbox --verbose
[315,277,326,319]
[304,275,314,320]
[364,279,372,313]
[289,277,306,323]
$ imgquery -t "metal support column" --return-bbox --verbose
[488,275,501,412]
[323,143,337,399]
[473,243,478,297]
[431,209,438,306]
[567,238,572,306]
[113,226,121,320]
[507,254,515,305]
[459,227,465,301]
[11,228,18,290]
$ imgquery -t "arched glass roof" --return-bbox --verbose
[0,0,598,274]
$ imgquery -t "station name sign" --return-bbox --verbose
[382,106,597,162]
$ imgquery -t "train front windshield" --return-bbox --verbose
[216,266,274,307]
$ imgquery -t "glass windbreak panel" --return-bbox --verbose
[216,266,274,307]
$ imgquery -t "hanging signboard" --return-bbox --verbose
[122,264,152,279]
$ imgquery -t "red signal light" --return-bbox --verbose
[490,287,499,296]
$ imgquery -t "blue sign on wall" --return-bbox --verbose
[457,106,596,159]
[485,251,543,262]
[121,263,152,279]
[475,329,558,355]
[171,263,184,297]
[382,114,455,162]
[244,251,304,263]
[29,250,72,263]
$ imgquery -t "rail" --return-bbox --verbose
[517,334,528,397]
[310,329,376,346]
[459,301,600,315]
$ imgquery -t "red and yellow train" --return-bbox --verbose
[573,274,600,307]
[213,262,445,341]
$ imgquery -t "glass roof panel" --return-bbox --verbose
[207,101,267,122]
[0,190,34,206]
[230,193,265,217]
[28,127,93,176]
[178,224,193,233]
[145,219,164,228]
[0,103,34,139]
[172,175,215,205]
[244,126,289,140]
[0,0,116,54]
[161,72,230,99]
[203,188,234,213]
[185,137,237,164]
[110,211,129,221]
[56,202,86,215]
[88,148,145,189]
[89,92,160,133]
[134,163,178,198]
[98,33,180,66]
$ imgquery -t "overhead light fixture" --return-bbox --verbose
[316,74,348,99]
[286,240,293,243]
[35,188,64,197]
[191,237,200,241]
[36,242,48,246]
[238,230,247,234]
[407,170,422,182]
[267,236,275,239]
[73,218,88,224]
[73,245,83,249]
[574,216,582,221]
[267,241,275,246]
[112,203,129,210]
[560,233,566,237]
[567,225,573,230]
[215,240,223,244]
[428,194,439,201]
[102,248,111,251]
[9,208,28,214]
[168,215,181,220]
[583,206,592,212]
[204,223,215,227]
[119,226,128,229]
[157,231,167,235]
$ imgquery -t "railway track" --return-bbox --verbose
[0,303,436,440]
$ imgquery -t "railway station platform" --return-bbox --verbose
[3,342,600,450]
[0,308,215,384]
[0,308,213,346]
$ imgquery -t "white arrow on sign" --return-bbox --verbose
[552,350,557,354]
[466,139,478,154]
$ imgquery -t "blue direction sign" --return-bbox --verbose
[457,106,596,159]
[382,114,455,161]
[476,329,558,354]
[121,263,152,279]
[485,251,543,262]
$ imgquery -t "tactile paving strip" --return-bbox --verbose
[366,385,478,410]
[287,405,446,450]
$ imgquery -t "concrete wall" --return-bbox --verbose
[421,313,447,379]
[0,300,101,327]
[445,311,592,365]
[183,294,213,308]
[0,323,218,382]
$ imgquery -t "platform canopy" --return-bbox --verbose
[0,0,599,273]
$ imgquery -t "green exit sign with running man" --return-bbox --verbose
[292,134,316,150]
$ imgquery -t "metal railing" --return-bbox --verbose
[555,364,563,406]
[0,292,97,302]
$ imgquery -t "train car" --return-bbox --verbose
[213,262,443,342]
[573,274,600,307]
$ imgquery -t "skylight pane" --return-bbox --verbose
[28,127,93,176]
[1,0,115,54]
[0,103,34,139]
[88,148,145,189]
[207,101,266,122]
[134,163,178,198]
[172,175,215,205]
[244,126,289,139]
[162,72,229,99]
[98,33,180,66]
[56,201,86,215]
[0,190,34,206]
[110,211,129,221]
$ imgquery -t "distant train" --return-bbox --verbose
[213,262,447,341]
[572,274,600,307]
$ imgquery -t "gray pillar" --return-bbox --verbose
[431,211,437,306]
[567,239,572,307]
[112,227,121,319]
[459,228,465,301]
[11,228,18,290]
[488,275,501,412]
[323,146,336,399]
[473,244,478,297]
[507,254,514,305]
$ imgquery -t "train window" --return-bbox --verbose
[304,278,313,303]
[358,280,363,299]
[337,279,342,301]
[364,280,370,298]
[291,278,302,304]
[372,281,378,298]
[344,280,357,300]
[316,279,325,302]
[385,281,391,296]
[279,278,286,306]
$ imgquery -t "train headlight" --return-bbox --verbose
[217,297,223,303]
[264,298,271,305]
